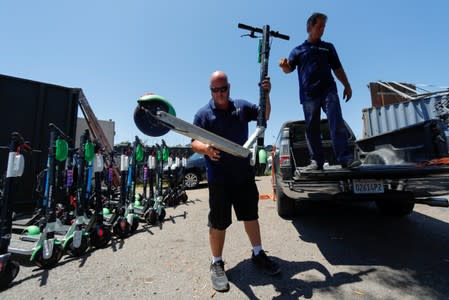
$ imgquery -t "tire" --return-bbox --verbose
[90,225,111,249]
[66,234,89,257]
[130,217,139,233]
[275,180,296,219]
[158,208,166,222]
[364,147,404,165]
[146,209,157,225]
[179,191,188,203]
[0,260,20,290]
[184,172,200,189]
[164,193,176,207]
[113,217,131,239]
[34,242,63,269]
[375,193,415,216]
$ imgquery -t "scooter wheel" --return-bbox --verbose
[180,191,188,203]
[158,208,166,222]
[134,94,176,137]
[146,210,157,225]
[0,260,20,290]
[34,242,63,269]
[113,217,130,239]
[165,195,176,207]
[66,234,89,257]
[148,199,155,208]
[130,217,139,233]
[174,196,181,206]
[90,225,112,249]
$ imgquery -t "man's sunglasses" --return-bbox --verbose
[210,86,229,93]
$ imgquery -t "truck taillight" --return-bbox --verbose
[276,127,292,175]
[279,133,291,167]
[279,155,290,167]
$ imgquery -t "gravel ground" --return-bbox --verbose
[2,175,449,299]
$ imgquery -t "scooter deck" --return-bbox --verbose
[133,206,146,216]
[8,233,39,255]
[12,212,40,226]
[8,232,66,256]
[8,236,35,256]
[156,111,251,158]
[12,220,71,235]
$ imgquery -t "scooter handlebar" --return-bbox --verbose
[271,31,290,40]
[238,23,290,40]
[238,23,262,34]
[48,123,73,143]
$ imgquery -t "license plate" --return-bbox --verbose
[353,179,384,194]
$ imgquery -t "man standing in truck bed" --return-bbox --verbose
[279,12,360,170]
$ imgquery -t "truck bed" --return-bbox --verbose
[274,118,449,217]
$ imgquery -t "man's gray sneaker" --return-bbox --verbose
[304,161,323,171]
[210,260,229,292]
[251,250,281,276]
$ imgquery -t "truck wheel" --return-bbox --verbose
[375,197,415,217]
[275,181,295,219]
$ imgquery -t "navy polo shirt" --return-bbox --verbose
[288,40,342,103]
[193,98,258,184]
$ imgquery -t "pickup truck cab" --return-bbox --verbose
[272,118,449,219]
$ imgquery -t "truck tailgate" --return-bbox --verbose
[296,164,449,180]
[294,164,449,198]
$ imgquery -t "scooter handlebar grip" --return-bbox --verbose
[271,31,290,40]
[238,23,263,34]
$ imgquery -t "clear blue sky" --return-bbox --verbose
[1,1,448,147]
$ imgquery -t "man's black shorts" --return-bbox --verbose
[208,179,259,230]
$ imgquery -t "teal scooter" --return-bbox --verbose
[62,130,91,256]
[111,144,138,238]
[29,124,65,268]
[145,142,167,225]
[86,141,112,248]
[238,23,289,175]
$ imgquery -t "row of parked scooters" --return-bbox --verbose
[0,124,188,289]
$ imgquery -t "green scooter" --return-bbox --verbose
[0,132,29,289]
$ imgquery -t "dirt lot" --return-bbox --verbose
[2,175,449,299]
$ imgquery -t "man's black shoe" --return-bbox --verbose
[251,250,281,276]
[341,159,362,169]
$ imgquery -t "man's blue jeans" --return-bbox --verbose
[302,88,353,166]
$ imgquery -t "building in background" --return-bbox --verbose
[368,81,417,108]
[75,117,115,148]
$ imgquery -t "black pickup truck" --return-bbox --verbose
[272,118,449,219]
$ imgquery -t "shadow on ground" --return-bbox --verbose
[289,201,449,298]
[227,256,375,299]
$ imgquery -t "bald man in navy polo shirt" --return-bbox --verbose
[192,71,280,292]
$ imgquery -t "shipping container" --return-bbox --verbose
[362,93,449,138]
[0,74,79,212]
